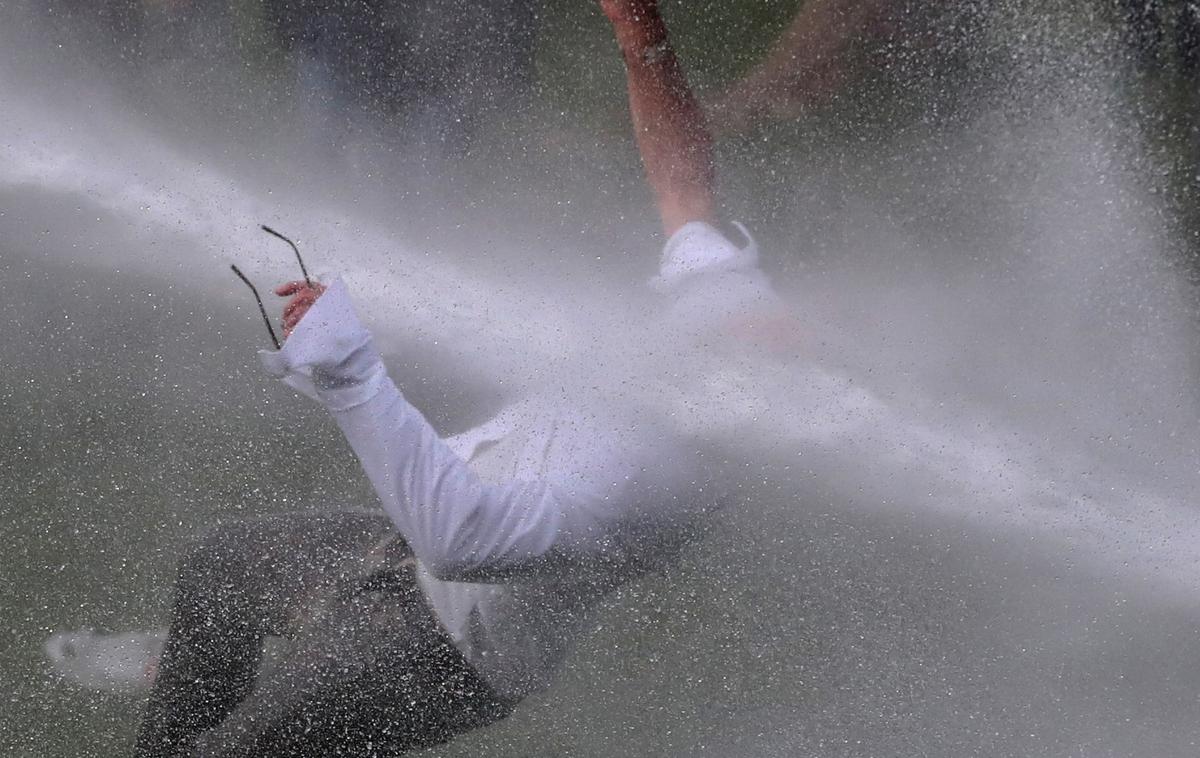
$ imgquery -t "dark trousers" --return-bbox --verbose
[133,512,513,758]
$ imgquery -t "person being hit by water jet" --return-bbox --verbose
[107,2,792,755]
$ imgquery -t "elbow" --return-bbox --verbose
[420,551,477,582]
[411,481,563,581]
[419,520,549,582]
[418,528,495,581]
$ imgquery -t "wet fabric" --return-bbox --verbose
[133,512,512,758]
[259,222,775,701]
[261,280,706,699]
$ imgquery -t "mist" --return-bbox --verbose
[5,1,1200,756]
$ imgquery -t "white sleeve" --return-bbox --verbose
[259,279,625,581]
[651,220,758,291]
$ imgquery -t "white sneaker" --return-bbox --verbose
[44,628,165,692]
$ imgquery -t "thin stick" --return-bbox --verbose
[260,225,312,286]
[230,264,281,350]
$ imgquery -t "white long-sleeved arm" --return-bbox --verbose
[260,279,628,581]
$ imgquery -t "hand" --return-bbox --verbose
[275,280,327,339]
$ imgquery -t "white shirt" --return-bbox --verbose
[261,221,772,700]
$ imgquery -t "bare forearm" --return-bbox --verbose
[741,0,880,94]
[607,6,714,235]
[710,0,895,131]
